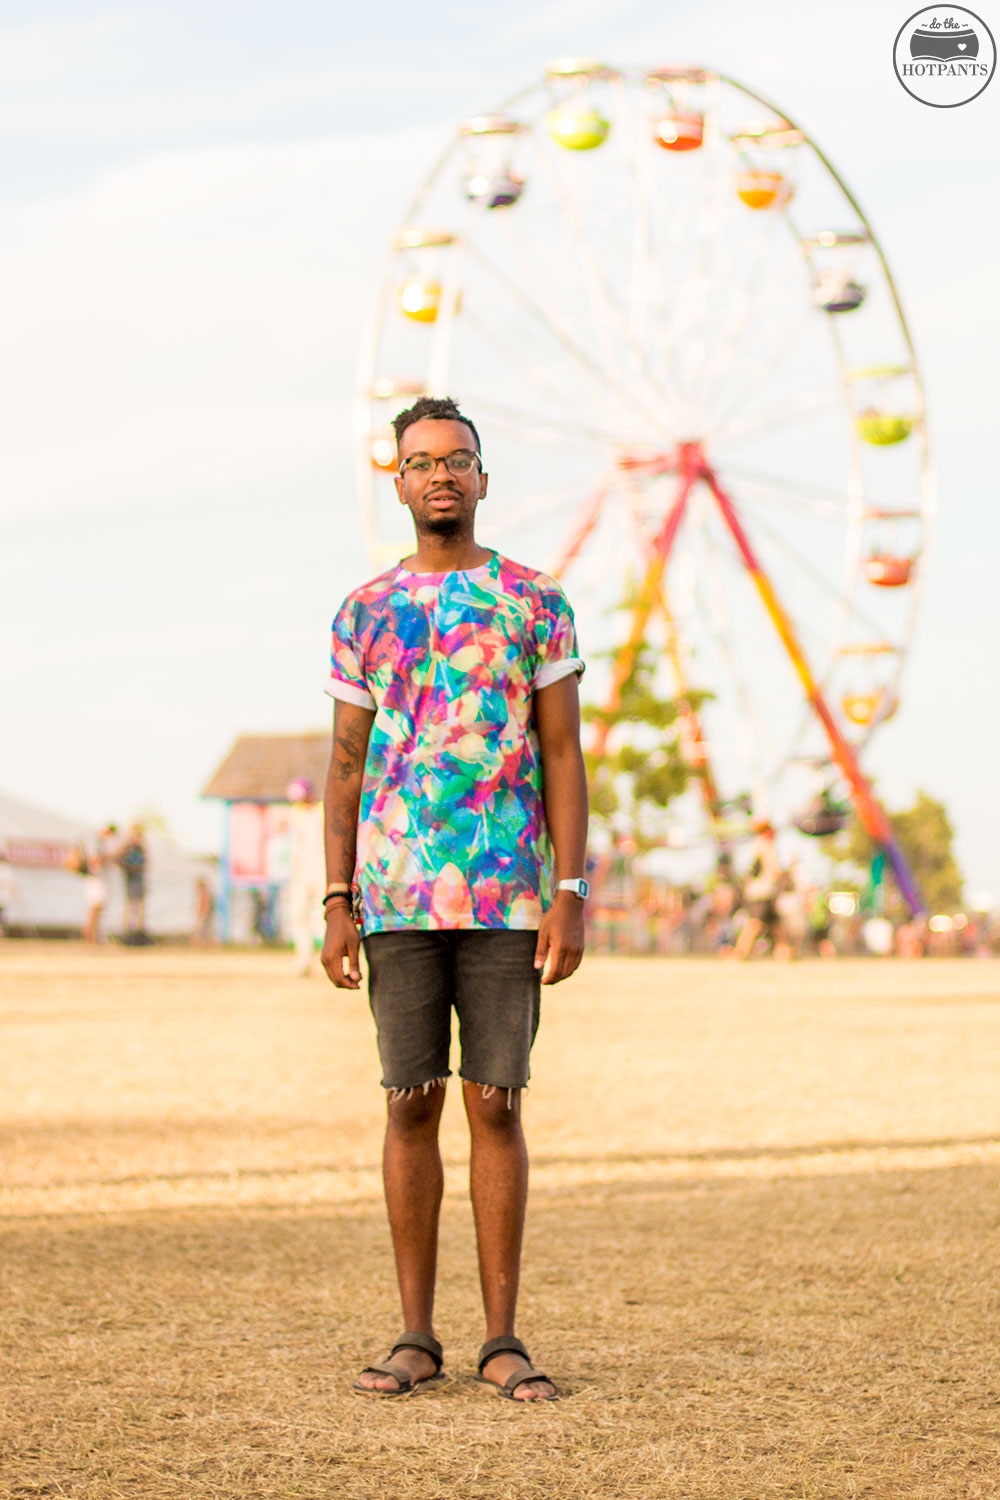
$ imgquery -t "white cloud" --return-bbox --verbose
[0,14,136,89]
[500,0,647,45]
[0,128,448,520]
[0,62,498,142]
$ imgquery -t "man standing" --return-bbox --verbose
[118,824,148,941]
[321,396,588,1402]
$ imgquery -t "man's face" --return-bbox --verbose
[394,418,488,537]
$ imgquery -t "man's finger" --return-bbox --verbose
[540,940,564,984]
[534,931,549,971]
[323,940,359,989]
[545,944,583,985]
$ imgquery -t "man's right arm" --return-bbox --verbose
[320,699,375,990]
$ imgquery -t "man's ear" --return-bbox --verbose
[479,471,489,500]
[394,473,407,506]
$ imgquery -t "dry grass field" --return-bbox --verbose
[2,943,1000,1499]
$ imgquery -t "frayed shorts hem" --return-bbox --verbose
[365,929,541,1097]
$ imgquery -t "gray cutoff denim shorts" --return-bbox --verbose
[362,929,541,1094]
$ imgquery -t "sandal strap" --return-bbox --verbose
[360,1358,414,1389]
[389,1330,444,1371]
[478,1334,530,1373]
[502,1366,550,1396]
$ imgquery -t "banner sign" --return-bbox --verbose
[4,839,77,869]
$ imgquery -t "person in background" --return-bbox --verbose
[118,825,148,939]
[285,778,326,976]
[706,852,739,955]
[735,821,784,960]
[774,862,808,961]
[192,877,216,946]
[83,824,118,944]
[0,852,20,936]
[805,886,836,959]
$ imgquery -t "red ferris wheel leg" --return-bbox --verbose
[591,453,699,759]
[549,475,615,580]
[648,574,724,819]
[700,458,926,917]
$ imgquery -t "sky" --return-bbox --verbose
[1,0,998,896]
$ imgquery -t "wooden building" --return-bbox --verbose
[202,732,329,941]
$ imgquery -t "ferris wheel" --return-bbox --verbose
[355,61,932,913]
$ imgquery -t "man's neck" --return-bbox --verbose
[403,534,493,575]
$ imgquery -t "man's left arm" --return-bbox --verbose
[534,673,589,985]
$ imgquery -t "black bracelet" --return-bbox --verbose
[322,889,351,908]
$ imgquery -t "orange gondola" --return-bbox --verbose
[652,112,704,151]
[735,169,792,209]
[864,555,914,587]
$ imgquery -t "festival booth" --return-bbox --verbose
[201,733,329,943]
[0,789,214,938]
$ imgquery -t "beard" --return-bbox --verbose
[419,510,464,536]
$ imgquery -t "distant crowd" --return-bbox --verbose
[64,823,151,944]
[585,825,996,960]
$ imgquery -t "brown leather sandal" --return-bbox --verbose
[353,1330,447,1397]
[475,1335,558,1401]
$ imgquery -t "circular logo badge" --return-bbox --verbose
[894,7,996,105]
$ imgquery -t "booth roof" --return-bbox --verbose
[202,732,330,803]
[0,788,92,842]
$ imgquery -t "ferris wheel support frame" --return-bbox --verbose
[358,65,932,917]
[700,459,925,915]
[583,441,925,913]
[587,444,701,759]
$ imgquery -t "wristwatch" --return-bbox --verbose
[556,877,590,899]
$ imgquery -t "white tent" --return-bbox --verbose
[0,789,216,938]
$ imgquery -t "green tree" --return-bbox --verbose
[835,789,963,913]
[582,641,705,852]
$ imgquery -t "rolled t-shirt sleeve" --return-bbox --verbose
[326,599,376,710]
[531,580,585,690]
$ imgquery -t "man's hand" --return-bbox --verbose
[321,906,362,989]
[533,891,585,985]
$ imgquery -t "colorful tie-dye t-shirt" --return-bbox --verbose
[325,550,583,933]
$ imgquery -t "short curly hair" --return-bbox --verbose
[391,395,481,453]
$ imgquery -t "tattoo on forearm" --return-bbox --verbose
[332,722,367,782]
[327,806,356,840]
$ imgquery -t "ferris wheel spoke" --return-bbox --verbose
[735,492,890,645]
[619,106,704,420]
[712,384,845,445]
[459,389,621,450]
[530,140,626,386]
[531,132,681,419]
[478,481,595,539]
[702,294,816,436]
[456,310,622,438]
[690,229,785,422]
[464,242,666,429]
[718,478,849,520]
[662,92,731,418]
[690,505,777,803]
[715,465,859,512]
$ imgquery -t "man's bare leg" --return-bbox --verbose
[463,1081,555,1401]
[355,1083,446,1391]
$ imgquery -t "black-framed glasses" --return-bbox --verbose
[398,449,482,477]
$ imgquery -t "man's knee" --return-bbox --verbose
[386,1079,447,1133]
[463,1079,523,1132]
